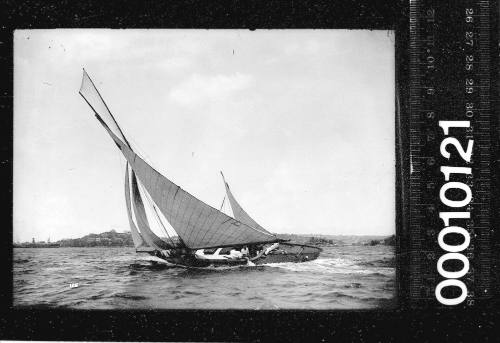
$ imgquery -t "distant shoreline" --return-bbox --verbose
[15,230,395,248]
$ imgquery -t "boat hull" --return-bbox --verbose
[148,242,322,268]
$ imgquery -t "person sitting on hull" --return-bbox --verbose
[229,247,243,259]
[240,245,256,266]
[252,244,264,257]
[240,245,249,257]
[265,242,280,255]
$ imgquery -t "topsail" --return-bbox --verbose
[79,70,281,250]
[220,172,272,235]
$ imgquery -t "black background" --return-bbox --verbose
[1,0,499,341]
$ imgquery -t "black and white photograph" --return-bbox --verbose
[13,29,396,309]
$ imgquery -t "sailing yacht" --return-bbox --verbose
[79,70,322,267]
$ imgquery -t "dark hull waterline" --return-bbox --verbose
[149,242,323,268]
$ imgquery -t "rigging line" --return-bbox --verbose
[143,188,171,240]
[134,173,168,237]
[129,138,157,169]
[125,136,161,173]
[225,196,234,217]
[219,195,226,211]
[137,178,177,247]
[181,195,197,245]
[165,183,176,227]
[143,183,178,246]
[148,204,176,248]
[151,203,177,245]
[118,150,128,181]
[148,197,173,237]
[169,189,181,230]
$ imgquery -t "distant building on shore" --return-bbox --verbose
[14,239,60,248]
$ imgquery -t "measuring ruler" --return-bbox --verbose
[407,0,496,307]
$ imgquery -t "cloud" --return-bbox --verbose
[169,73,254,107]
[157,57,192,73]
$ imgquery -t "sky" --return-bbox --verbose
[14,29,395,242]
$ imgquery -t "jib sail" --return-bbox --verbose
[124,165,147,249]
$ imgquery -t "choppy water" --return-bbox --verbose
[13,245,395,309]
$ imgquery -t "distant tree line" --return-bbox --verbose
[366,235,395,246]
[58,230,134,247]
[17,231,397,248]
[306,237,335,245]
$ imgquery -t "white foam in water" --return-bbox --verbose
[265,257,394,276]
[266,257,350,273]
[133,253,394,275]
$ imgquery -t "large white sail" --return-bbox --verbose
[130,169,174,250]
[220,172,272,235]
[80,71,281,250]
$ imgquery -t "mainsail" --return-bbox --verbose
[220,172,272,235]
[79,70,281,250]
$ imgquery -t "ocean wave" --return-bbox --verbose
[113,293,148,301]
[356,257,395,268]
[323,291,359,300]
[265,257,351,272]
[87,292,107,300]
[17,268,36,274]
[264,258,394,277]
[13,246,396,309]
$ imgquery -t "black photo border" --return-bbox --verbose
[1,0,499,341]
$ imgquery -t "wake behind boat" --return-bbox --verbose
[78,70,322,268]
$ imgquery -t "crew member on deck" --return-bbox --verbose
[229,248,243,259]
[241,245,249,257]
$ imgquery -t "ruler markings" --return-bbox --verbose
[407,0,493,308]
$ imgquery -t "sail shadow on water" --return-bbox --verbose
[78,69,322,269]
